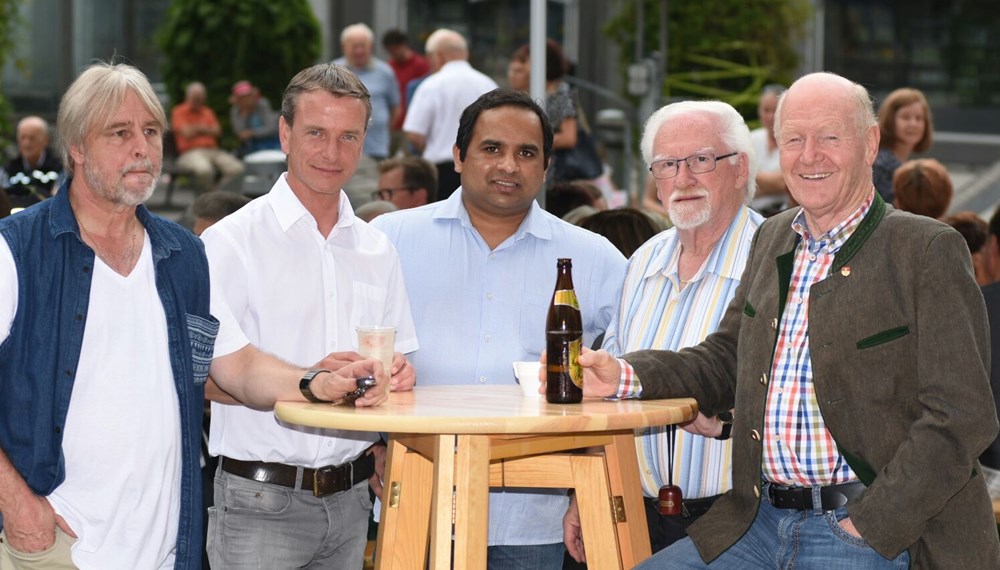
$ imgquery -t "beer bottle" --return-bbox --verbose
[546,258,584,403]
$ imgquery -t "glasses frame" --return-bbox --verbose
[648,151,739,180]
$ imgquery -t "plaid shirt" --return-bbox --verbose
[761,193,874,486]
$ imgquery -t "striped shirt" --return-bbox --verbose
[608,207,762,498]
[761,192,874,486]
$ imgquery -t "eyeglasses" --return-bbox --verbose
[372,187,417,201]
[648,152,738,180]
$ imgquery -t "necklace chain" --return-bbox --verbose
[79,220,140,275]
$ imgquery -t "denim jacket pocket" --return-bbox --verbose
[855,326,910,350]
[186,313,219,385]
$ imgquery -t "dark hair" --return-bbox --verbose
[190,191,250,223]
[379,156,439,202]
[510,39,568,81]
[281,63,371,128]
[877,87,933,153]
[546,182,595,219]
[892,158,952,219]
[943,211,989,254]
[382,29,408,48]
[579,208,661,258]
[989,204,1000,243]
[455,88,554,168]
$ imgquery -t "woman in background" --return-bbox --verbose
[873,87,934,202]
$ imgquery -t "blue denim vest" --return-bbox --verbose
[0,183,217,569]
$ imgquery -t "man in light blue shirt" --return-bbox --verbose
[374,88,626,569]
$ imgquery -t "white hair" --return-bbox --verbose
[340,23,374,45]
[640,100,758,203]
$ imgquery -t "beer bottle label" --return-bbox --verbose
[569,336,583,388]
[554,289,580,309]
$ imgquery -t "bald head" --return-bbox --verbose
[16,116,50,165]
[185,82,206,108]
[775,72,876,141]
[425,29,467,71]
[341,23,374,68]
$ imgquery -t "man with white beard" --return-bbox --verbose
[563,100,763,563]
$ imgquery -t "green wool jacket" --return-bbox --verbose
[627,196,1000,569]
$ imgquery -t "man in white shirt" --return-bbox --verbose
[403,28,497,203]
[203,63,418,569]
[0,62,387,570]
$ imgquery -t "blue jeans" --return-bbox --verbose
[487,543,565,570]
[635,494,910,569]
[207,467,372,569]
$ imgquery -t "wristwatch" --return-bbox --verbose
[715,411,734,441]
[299,368,332,403]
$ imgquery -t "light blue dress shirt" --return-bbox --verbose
[333,57,399,158]
[373,189,627,546]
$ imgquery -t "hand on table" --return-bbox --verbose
[563,493,587,563]
[539,348,622,398]
[3,491,76,553]
[389,353,415,392]
[314,351,364,371]
[311,360,390,407]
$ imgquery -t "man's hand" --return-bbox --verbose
[314,351,364,371]
[311,360,390,407]
[3,492,76,553]
[540,348,622,398]
[368,443,387,499]
[680,412,723,437]
[563,493,587,563]
[839,516,863,538]
[389,353,415,392]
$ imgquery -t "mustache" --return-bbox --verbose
[669,188,709,204]
[122,159,157,175]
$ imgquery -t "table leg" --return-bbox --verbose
[376,439,433,570]
[453,434,490,569]
[604,432,652,567]
[429,435,457,569]
[572,453,623,570]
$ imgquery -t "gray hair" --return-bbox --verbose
[280,63,372,129]
[340,23,374,45]
[56,61,166,175]
[640,100,757,203]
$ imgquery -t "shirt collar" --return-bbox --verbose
[432,187,553,243]
[268,173,355,235]
[791,189,875,254]
[643,206,756,282]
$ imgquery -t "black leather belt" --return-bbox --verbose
[765,481,865,510]
[221,453,374,497]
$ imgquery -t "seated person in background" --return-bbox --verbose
[546,181,596,219]
[229,80,280,156]
[355,200,399,223]
[943,211,990,285]
[0,116,65,211]
[891,158,952,219]
[189,190,251,236]
[578,208,663,258]
[375,156,437,209]
[873,87,934,203]
[171,81,245,192]
[749,84,788,216]
[978,203,1000,499]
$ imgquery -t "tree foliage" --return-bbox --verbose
[0,0,25,150]
[604,0,811,122]
[157,0,321,146]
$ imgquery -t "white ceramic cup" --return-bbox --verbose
[357,326,396,374]
[513,361,543,398]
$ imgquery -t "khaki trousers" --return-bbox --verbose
[0,527,77,569]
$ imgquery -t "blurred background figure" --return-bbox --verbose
[545,181,598,220]
[355,200,399,223]
[943,211,990,285]
[172,81,245,193]
[977,202,1000,500]
[189,190,251,237]
[229,80,281,157]
[748,84,787,216]
[0,187,10,219]
[335,23,400,207]
[1,116,65,213]
[382,28,430,156]
[891,158,952,219]
[375,156,437,210]
[873,87,934,202]
[577,208,663,258]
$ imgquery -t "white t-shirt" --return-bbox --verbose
[750,127,780,173]
[202,175,418,468]
[402,60,498,163]
[0,229,245,569]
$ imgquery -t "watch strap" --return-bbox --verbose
[299,368,332,403]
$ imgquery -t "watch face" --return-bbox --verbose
[717,411,734,423]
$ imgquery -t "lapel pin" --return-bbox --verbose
[841,266,851,277]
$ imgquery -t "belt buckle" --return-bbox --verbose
[313,463,350,497]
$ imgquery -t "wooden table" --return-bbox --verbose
[276,385,697,570]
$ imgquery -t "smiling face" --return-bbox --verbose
[893,101,926,153]
[454,105,547,223]
[652,113,747,231]
[73,90,163,207]
[280,89,366,201]
[777,75,879,233]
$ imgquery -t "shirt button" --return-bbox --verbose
[753,485,760,498]
[795,297,803,304]
[479,376,487,384]
[750,429,761,441]
[486,293,494,301]
[484,334,492,343]
[809,254,817,262]
[759,373,768,386]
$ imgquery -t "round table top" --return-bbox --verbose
[275,385,697,435]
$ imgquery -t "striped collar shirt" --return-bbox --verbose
[607,207,762,498]
[762,192,874,486]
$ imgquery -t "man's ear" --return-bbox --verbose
[452,144,463,173]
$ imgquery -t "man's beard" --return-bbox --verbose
[83,157,159,207]
[668,188,711,229]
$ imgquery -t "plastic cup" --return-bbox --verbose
[513,361,543,398]
[357,326,396,375]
